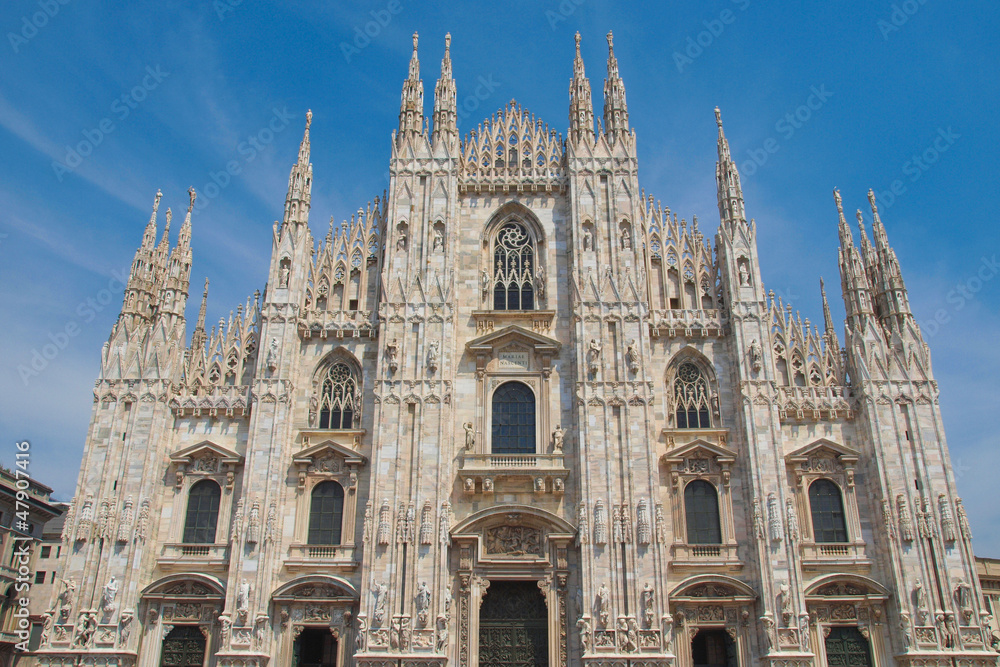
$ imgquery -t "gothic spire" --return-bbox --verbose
[820,277,840,350]
[866,188,913,329]
[192,278,209,350]
[835,189,875,323]
[715,107,746,230]
[142,189,162,249]
[835,188,853,247]
[398,32,425,138]
[569,31,594,145]
[177,187,195,248]
[602,31,629,140]
[283,110,313,227]
[432,33,457,146]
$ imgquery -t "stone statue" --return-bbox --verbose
[587,338,602,375]
[641,583,654,628]
[279,265,289,288]
[738,261,750,287]
[620,227,631,251]
[396,229,407,250]
[266,338,278,372]
[626,339,640,373]
[433,228,444,252]
[371,579,388,626]
[237,580,251,618]
[552,425,564,453]
[583,227,593,251]
[427,340,440,373]
[356,616,367,651]
[535,268,546,299]
[481,268,491,299]
[463,422,475,450]
[74,612,97,648]
[749,339,762,373]
[577,616,592,652]
[416,581,431,626]
[436,614,448,652]
[597,583,610,627]
[385,339,399,373]
[101,576,119,614]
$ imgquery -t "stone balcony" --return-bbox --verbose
[158,542,229,569]
[799,541,870,568]
[459,453,569,495]
[285,543,358,570]
[649,309,725,338]
[670,542,742,569]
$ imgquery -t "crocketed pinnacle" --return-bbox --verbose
[569,32,594,144]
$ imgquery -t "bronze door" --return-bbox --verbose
[824,626,872,666]
[160,626,206,667]
[479,580,548,667]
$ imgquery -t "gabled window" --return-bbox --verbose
[491,382,536,454]
[318,362,359,429]
[492,222,535,311]
[182,480,221,544]
[673,362,712,428]
[809,479,848,543]
[308,481,345,545]
[684,480,722,544]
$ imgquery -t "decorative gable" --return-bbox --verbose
[169,441,243,489]
[292,440,366,489]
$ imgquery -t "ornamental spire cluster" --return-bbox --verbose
[398,32,425,139]
[569,32,594,144]
[432,33,457,146]
[602,31,629,140]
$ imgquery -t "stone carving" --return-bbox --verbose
[738,260,750,287]
[134,498,150,542]
[636,499,651,545]
[914,580,928,624]
[626,339,640,374]
[481,268,491,299]
[785,498,799,542]
[956,497,973,540]
[419,501,434,545]
[748,339,762,373]
[246,499,260,545]
[779,584,793,626]
[356,616,367,651]
[371,579,388,626]
[535,268,546,300]
[484,525,542,556]
[100,576,118,615]
[433,227,444,252]
[231,499,244,546]
[767,493,782,542]
[597,583,610,628]
[939,493,956,542]
[594,500,608,545]
[97,498,113,541]
[386,338,399,374]
[752,497,766,541]
[655,503,666,544]
[75,497,93,542]
[463,421,475,450]
[577,501,589,545]
[881,498,895,540]
[416,581,431,626]
[396,227,407,250]
[74,612,97,648]
[116,496,133,544]
[956,581,974,623]
[40,611,53,647]
[587,338,602,375]
[440,501,452,545]
[552,424,564,453]
[583,227,593,251]
[377,499,391,545]
[436,614,448,652]
[641,583,655,628]
[578,616,593,653]
[760,614,776,651]
[618,616,637,652]
[237,580,251,622]
[266,338,279,372]
[264,500,277,544]
[362,500,373,544]
[897,494,914,542]
[426,340,440,374]
[534,477,544,492]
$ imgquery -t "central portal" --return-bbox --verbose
[479,580,549,667]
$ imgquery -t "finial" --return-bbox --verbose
[164,208,172,231]
[305,109,312,129]
[412,31,419,52]
[820,277,826,292]
[187,186,196,212]
[445,32,451,53]
[833,188,844,214]
[575,31,581,52]
[856,209,864,225]
[203,277,210,294]
[606,31,614,50]
[714,106,723,127]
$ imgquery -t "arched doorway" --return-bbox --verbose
[824,626,872,666]
[160,626,206,667]
[294,627,337,667]
[479,580,548,667]
[691,628,737,667]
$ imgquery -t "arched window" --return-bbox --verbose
[492,222,535,310]
[491,382,536,454]
[318,362,359,429]
[684,480,722,544]
[308,481,345,545]
[673,362,712,428]
[809,479,848,543]
[182,480,221,544]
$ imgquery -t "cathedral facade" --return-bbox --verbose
[32,31,998,667]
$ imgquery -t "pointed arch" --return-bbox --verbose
[665,348,719,429]
[311,348,362,430]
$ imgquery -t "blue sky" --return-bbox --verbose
[1,1,998,551]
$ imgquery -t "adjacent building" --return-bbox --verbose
[31,31,1000,667]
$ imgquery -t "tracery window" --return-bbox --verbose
[182,480,221,544]
[809,479,848,543]
[684,480,722,544]
[673,362,712,429]
[492,222,535,311]
[491,381,536,455]
[307,481,345,545]
[318,362,359,429]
